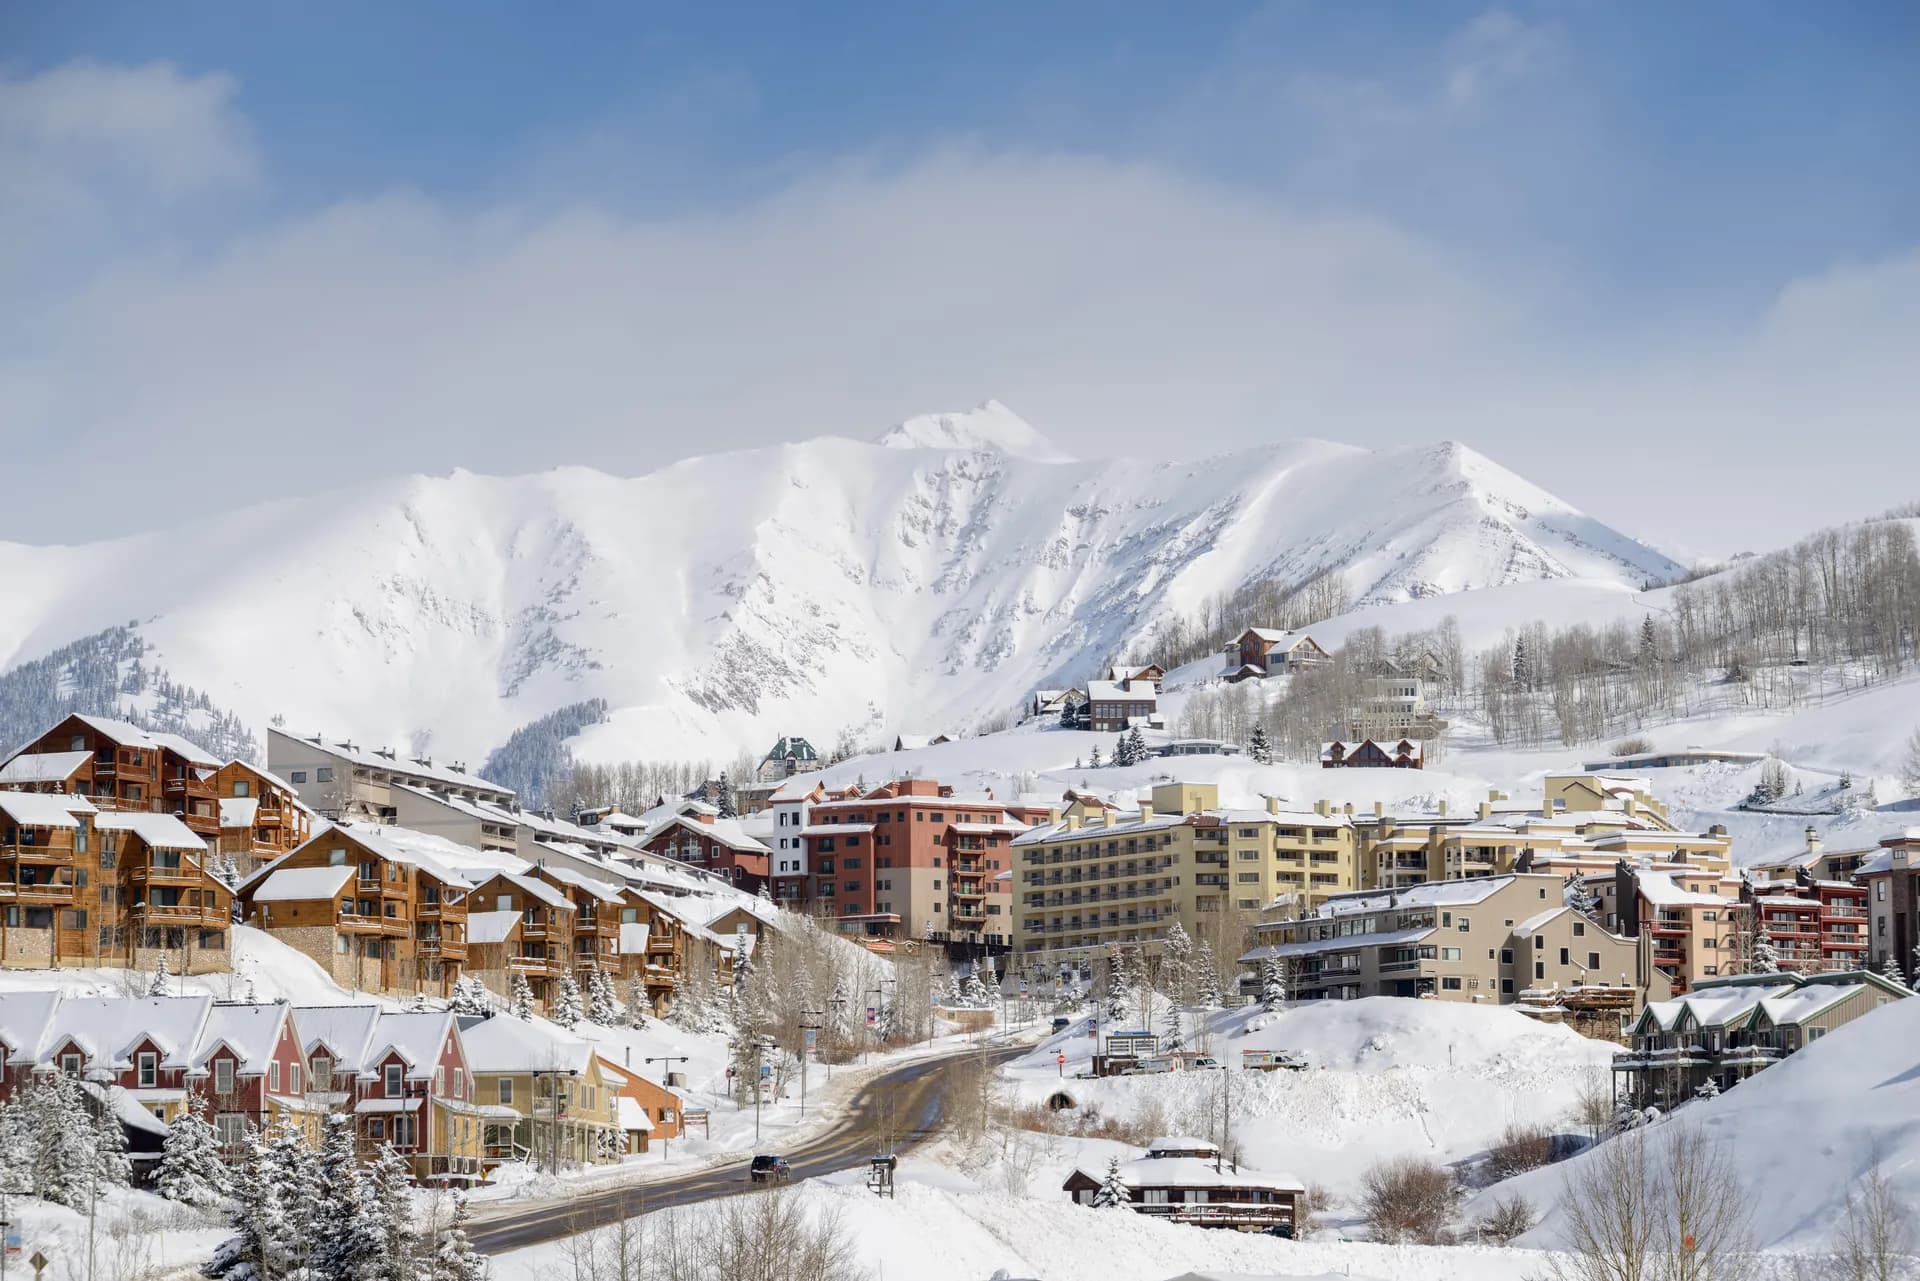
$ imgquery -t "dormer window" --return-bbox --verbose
[137,1051,158,1088]
[385,1063,403,1096]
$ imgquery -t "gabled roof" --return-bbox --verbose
[647,813,771,855]
[0,991,64,1059]
[252,865,357,902]
[291,1004,385,1073]
[467,910,519,944]
[459,1015,592,1075]
[44,995,215,1072]
[369,1011,458,1077]
[760,735,820,764]
[192,1002,295,1077]
[269,728,514,799]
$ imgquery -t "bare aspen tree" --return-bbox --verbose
[1540,1126,1659,1281]
[1833,1155,1913,1281]
[1658,1123,1752,1281]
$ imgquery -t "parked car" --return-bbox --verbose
[1122,1056,1177,1075]
[1051,1017,1072,1034]
[749,1154,791,1184]
[1187,1056,1224,1070]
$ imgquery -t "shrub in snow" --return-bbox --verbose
[1477,1193,1536,1245]
[1694,1078,1721,1101]
[1361,1156,1460,1245]
[1485,1121,1554,1180]
[448,974,493,1017]
[149,953,172,996]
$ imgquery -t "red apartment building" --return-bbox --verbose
[796,778,1047,954]
[1750,869,1870,973]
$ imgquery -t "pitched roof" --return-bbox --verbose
[0,792,87,828]
[370,1011,457,1076]
[291,1004,385,1071]
[252,865,357,902]
[94,812,207,851]
[193,1002,294,1076]
[459,1015,592,1075]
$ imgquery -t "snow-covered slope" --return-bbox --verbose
[0,403,1680,760]
[1475,996,1920,1251]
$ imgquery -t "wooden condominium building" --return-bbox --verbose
[2,714,225,842]
[237,824,474,998]
[1615,970,1907,1109]
[1064,1137,1303,1232]
[639,807,771,894]
[0,790,233,974]
[266,727,514,823]
[1242,873,1671,1009]
[1012,782,1360,974]
[208,759,313,874]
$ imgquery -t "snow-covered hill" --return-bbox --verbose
[0,403,1680,761]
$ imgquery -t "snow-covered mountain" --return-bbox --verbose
[0,403,1681,762]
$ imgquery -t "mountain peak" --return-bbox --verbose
[875,400,1074,463]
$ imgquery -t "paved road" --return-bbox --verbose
[468,1042,1022,1255]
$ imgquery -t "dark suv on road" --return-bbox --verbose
[749,1154,791,1184]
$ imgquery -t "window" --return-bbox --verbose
[234,780,251,797]
[1573,921,1585,936]
[1457,917,1470,932]
[1501,978,1514,994]
[1588,952,1601,970]
[1442,977,1462,991]
[499,1078,514,1105]
[215,1114,246,1146]
[385,1063,403,1095]
[453,1068,464,1097]
[290,1063,302,1093]
[291,771,308,784]
[214,1058,235,1094]
[137,1052,157,1088]
[369,1118,385,1140]
[1440,947,1461,961]
[434,1067,445,1094]
[270,1062,281,1092]
[1535,961,1545,980]
[315,767,334,783]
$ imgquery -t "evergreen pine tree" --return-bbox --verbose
[94,1084,133,1189]
[1093,1155,1131,1209]
[203,1125,286,1281]
[447,975,492,1017]
[360,1144,419,1281]
[1512,636,1530,690]
[315,1111,371,1281]
[1089,745,1104,769]
[150,952,173,996]
[586,968,625,1025]
[1103,951,1132,1022]
[1248,724,1272,764]
[32,1073,98,1208]
[266,1114,322,1278]
[1059,700,1077,729]
[1193,939,1222,1008]
[550,972,586,1028]
[1112,733,1132,767]
[1261,956,1288,1010]
[1878,951,1906,986]
[626,975,652,1026]
[962,962,990,1008]
[1750,927,1781,975]
[508,972,535,1020]
[1639,615,1658,664]
[1126,726,1148,766]
[158,1090,231,1207]
[431,1192,487,1281]
[716,771,737,819]
[1694,1078,1720,1101]
[1160,923,1193,1004]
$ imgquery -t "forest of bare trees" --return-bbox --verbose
[1128,571,1353,671]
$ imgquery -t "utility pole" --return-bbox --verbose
[798,1010,823,1117]
[827,992,848,1079]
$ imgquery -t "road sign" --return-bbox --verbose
[760,1063,773,1080]
[804,1027,818,1049]
[865,1007,876,1024]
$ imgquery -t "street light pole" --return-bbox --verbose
[798,1010,823,1117]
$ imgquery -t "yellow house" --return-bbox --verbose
[459,1014,621,1168]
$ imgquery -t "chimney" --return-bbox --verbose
[1374,800,1384,819]
[1265,795,1279,815]
[1624,795,1637,818]
[1438,800,1449,818]
[1314,799,1329,817]
[1066,813,1081,832]
[1805,826,1822,856]
[1343,802,1354,816]
[1138,801,1153,824]
[1478,801,1493,822]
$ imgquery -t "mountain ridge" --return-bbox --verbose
[0,404,1683,762]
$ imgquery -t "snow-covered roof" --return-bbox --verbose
[467,910,520,945]
[1085,679,1157,703]
[252,865,356,902]
[459,1015,591,1076]
[0,792,86,828]
[193,1002,293,1076]
[1074,1151,1304,1194]
[219,797,260,830]
[291,1004,385,1072]
[1241,926,1435,965]
[0,991,64,1058]
[144,730,223,769]
[1514,907,1569,933]
[94,812,206,851]
[369,1010,456,1076]
[616,1096,654,1132]
[1759,984,1864,1026]
[648,813,771,854]
[273,730,514,799]
[536,865,625,902]
[0,751,92,784]
[1313,875,1517,918]
[1633,869,1730,909]
[41,994,215,1071]
[800,823,875,836]
[487,872,573,910]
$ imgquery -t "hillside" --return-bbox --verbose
[0,403,1679,762]
[1470,997,1920,1251]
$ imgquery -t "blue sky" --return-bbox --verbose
[3,2,1917,554]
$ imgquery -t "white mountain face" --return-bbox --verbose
[0,404,1681,763]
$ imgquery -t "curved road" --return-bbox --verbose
[468,1043,1023,1255]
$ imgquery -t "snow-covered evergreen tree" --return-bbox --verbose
[359,1144,419,1281]
[1126,726,1148,766]
[508,971,535,1021]
[1093,1155,1131,1209]
[1103,951,1132,1022]
[1160,923,1193,1004]
[929,963,952,1008]
[625,975,651,1026]
[315,1111,371,1281]
[1059,700,1078,729]
[1193,939,1222,1008]
[1750,927,1781,975]
[158,1092,228,1207]
[1879,951,1906,986]
[265,1114,322,1277]
[1910,944,1920,994]
[1089,745,1104,769]
[1248,724,1272,764]
[203,1125,286,1281]
[982,960,1004,1010]
[431,1192,486,1281]
[961,961,990,1009]
[447,975,492,1017]
[716,771,737,819]
[150,953,173,996]
[32,1072,98,1208]
[94,1084,132,1189]
[550,972,585,1029]
[1512,636,1530,690]
[1693,1078,1720,1102]
[1261,956,1288,1010]
[1564,876,1600,916]
[586,968,625,1025]
[1111,733,1131,767]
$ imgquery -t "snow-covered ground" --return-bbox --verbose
[1001,999,1617,1199]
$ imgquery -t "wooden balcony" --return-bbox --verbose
[132,902,229,926]
[0,844,75,864]
[338,912,408,936]
[130,864,210,886]
[0,881,76,902]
